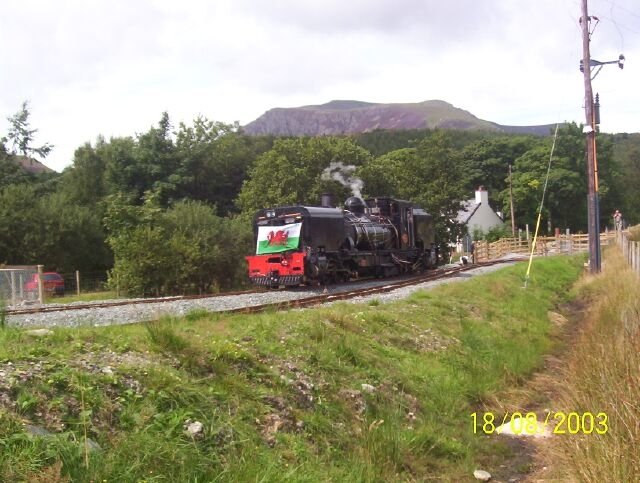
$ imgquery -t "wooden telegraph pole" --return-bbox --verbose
[508,164,516,237]
[580,0,601,273]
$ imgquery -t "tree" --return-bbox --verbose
[358,131,468,249]
[60,139,107,206]
[460,135,540,209]
[101,113,179,204]
[237,137,372,215]
[0,185,110,272]
[505,123,611,232]
[105,198,253,296]
[175,117,265,215]
[5,101,53,159]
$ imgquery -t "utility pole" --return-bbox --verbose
[580,0,601,273]
[508,164,516,237]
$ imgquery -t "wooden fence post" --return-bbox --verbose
[76,270,81,297]
[10,270,16,306]
[37,265,44,304]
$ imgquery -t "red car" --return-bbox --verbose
[24,272,65,296]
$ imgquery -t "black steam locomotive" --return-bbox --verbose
[246,195,437,287]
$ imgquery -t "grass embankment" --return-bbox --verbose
[0,257,581,482]
[552,247,640,481]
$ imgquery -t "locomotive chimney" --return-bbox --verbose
[321,193,334,208]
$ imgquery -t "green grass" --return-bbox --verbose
[45,291,121,305]
[0,256,583,482]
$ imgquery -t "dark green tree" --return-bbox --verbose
[175,117,264,215]
[5,101,53,159]
[102,113,179,204]
[505,123,617,233]
[60,139,107,205]
[237,137,372,214]
[103,137,139,197]
[460,135,540,208]
[0,185,110,272]
[358,131,468,249]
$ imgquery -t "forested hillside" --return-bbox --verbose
[1,102,638,296]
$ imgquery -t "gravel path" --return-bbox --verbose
[6,262,517,329]
[326,262,516,305]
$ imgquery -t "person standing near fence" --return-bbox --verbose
[613,210,623,231]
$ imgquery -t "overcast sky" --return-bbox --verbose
[2,0,638,172]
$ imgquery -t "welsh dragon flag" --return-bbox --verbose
[256,223,302,255]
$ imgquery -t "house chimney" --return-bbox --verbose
[475,186,489,204]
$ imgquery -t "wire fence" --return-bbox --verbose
[59,271,109,295]
[0,266,39,306]
[0,267,110,307]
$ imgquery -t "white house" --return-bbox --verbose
[456,187,504,250]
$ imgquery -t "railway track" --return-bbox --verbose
[5,287,263,316]
[6,259,520,318]
[226,258,517,315]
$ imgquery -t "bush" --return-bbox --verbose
[473,223,512,242]
[108,200,253,296]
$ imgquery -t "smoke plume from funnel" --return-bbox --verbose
[321,162,364,198]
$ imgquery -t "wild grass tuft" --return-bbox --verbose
[144,316,189,353]
[552,247,640,482]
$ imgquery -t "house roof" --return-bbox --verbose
[456,198,481,224]
[14,155,54,174]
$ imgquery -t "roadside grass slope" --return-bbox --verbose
[0,256,582,482]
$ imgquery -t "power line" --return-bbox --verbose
[599,0,640,21]
[597,14,640,36]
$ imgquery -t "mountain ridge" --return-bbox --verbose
[243,99,556,137]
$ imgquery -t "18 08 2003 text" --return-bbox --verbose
[470,411,608,435]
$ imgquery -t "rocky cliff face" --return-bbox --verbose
[243,100,554,137]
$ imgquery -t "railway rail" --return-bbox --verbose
[6,259,519,319]
[227,258,518,314]
[5,287,262,316]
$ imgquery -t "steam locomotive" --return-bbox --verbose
[246,195,437,287]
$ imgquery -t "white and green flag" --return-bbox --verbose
[256,223,302,255]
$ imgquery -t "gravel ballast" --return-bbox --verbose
[6,263,515,329]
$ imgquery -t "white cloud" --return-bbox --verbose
[1,0,638,171]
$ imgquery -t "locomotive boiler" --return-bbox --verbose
[246,196,437,287]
